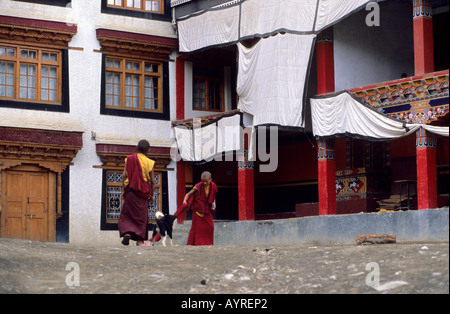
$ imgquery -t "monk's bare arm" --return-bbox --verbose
[122,169,128,185]
[149,169,156,189]
[183,188,197,205]
[147,169,155,202]
[121,167,128,200]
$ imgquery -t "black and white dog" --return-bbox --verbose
[152,211,177,247]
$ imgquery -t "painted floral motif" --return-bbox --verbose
[389,107,449,124]
[349,177,363,193]
[350,71,448,125]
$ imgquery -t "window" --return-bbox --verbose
[0,44,61,104]
[105,57,162,112]
[97,144,172,230]
[193,76,223,111]
[97,29,176,119]
[105,170,162,224]
[107,0,164,14]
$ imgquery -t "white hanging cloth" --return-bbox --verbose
[310,91,449,140]
[175,0,381,129]
[237,33,315,128]
[176,0,380,53]
[177,3,240,53]
[173,112,243,162]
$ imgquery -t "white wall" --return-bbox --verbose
[0,0,178,245]
[334,0,415,91]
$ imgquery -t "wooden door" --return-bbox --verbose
[2,166,51,242]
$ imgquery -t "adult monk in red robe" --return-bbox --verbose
[175,171,218,246]
[118,140,156,247]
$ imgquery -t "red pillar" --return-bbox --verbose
[317,139,336,216]
[176,57,186,120]
[413,0,434,75]
[316,27,335,95]
[238,132,255,221]
[176,161,187,224]
[316,28,336,216]
[416,128,438,210]
[238,160,255,221]
[176,56,186,223]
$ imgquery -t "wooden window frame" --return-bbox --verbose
[104,170,123,223]
[107,0,164,14]
[100,167,168,230]
[193,75,224,112]
[0,43,62,105]
[105,169,163,224]
[97,144,172,230]
[105,56,163,113]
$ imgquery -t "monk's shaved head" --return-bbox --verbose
[201,171,212,180]
[137,139,150,154]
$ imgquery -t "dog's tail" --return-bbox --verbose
[168,215,177,229]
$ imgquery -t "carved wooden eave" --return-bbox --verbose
[96,29,178,61]
[0,142,82,173]
[95,143,173,171]
[96,152,173,171]
[0,127,83,173]
[0,15,77,49]
[172,109,241,128]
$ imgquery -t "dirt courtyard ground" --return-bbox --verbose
[0,238,448,295]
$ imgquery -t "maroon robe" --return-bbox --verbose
[118,154,152,241]
[175,181,218,246]
[125,154,152,198]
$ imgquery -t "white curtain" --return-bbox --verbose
[173,126,194,161]
[417,124,450,138]
[175,0,383,130]
[310,91,449,139]
[177,4,240,53]
[171,0,192,7]
[314,0,372,31]
[217,113,242,154]
[176,0,380,53]
[237,33,315,128]
[239,0,318,38]
[173,112,243,162]
[198,122,217,160]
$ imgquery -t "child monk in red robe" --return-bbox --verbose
[175,171,218,246]
[118,139,155,247]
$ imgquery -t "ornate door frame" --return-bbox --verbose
[0,127,83,241]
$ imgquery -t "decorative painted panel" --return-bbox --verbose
[349,70,449,124]
[335,168,390,201]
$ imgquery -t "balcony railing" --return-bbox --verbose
[348,70,449,125]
